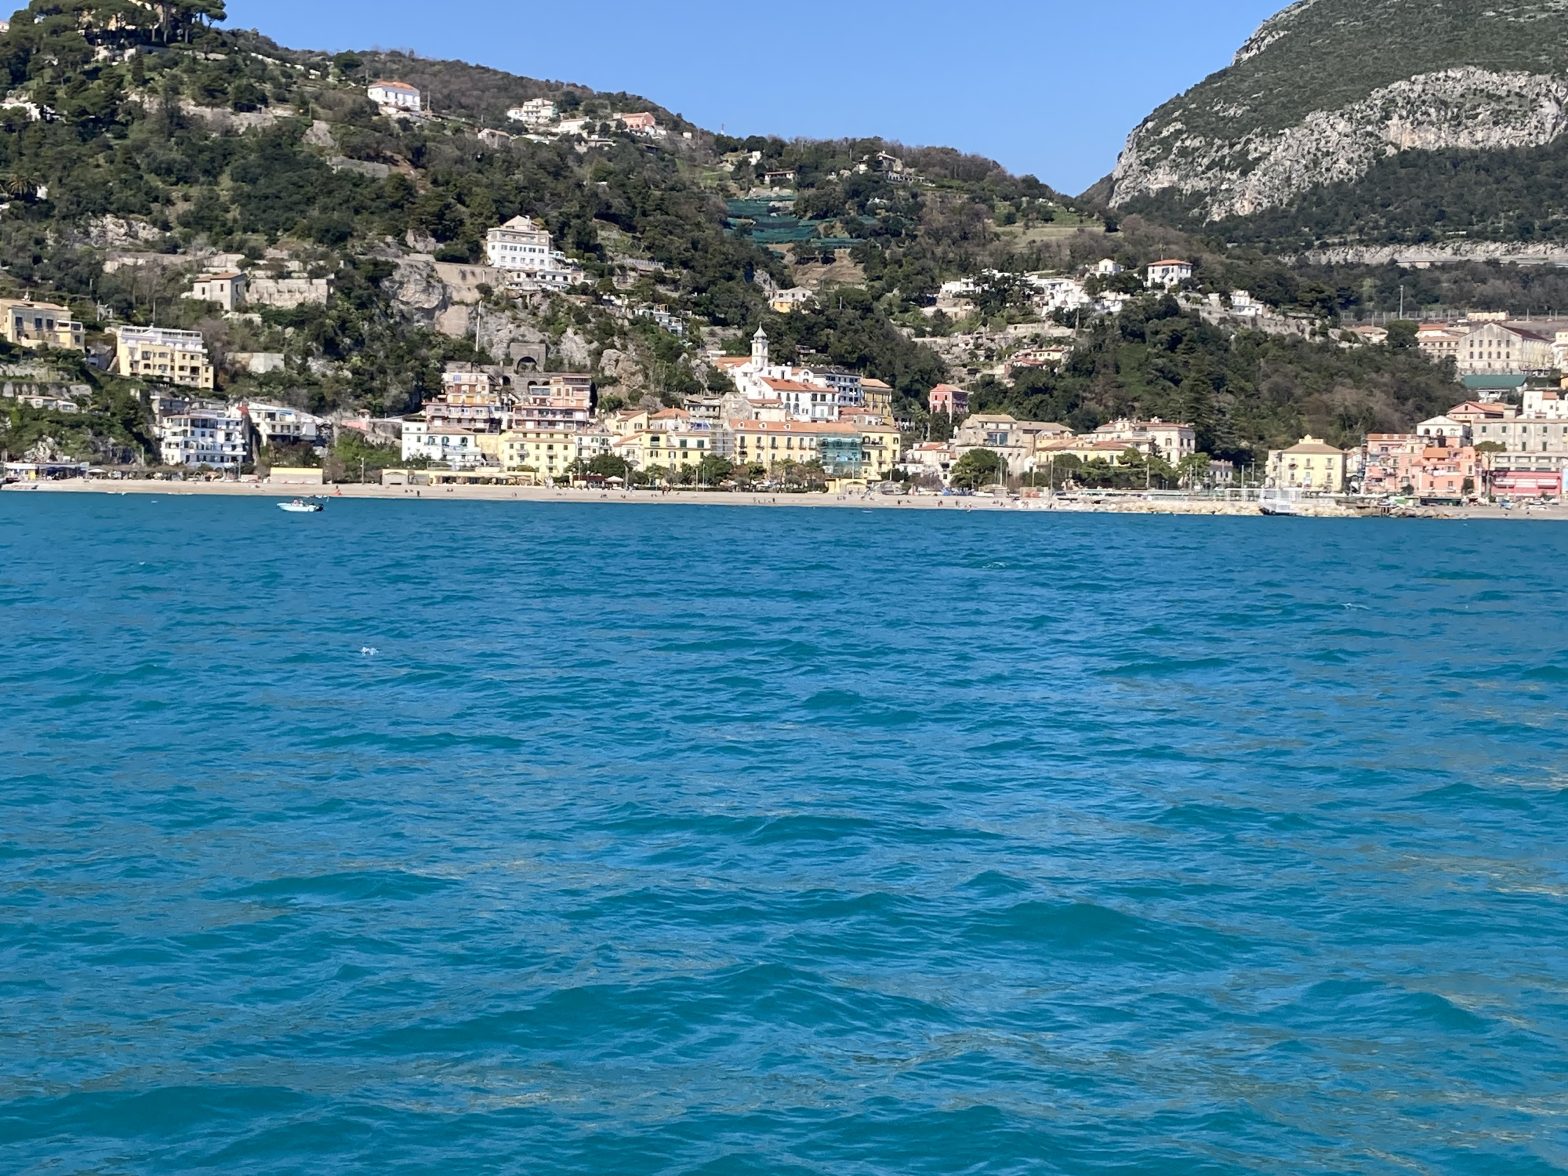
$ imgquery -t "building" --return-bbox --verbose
[115,326,215,390]
[616,111,663,136]
[501,427,579,482]
[763,378,839,422]
[902,441,958,483]
[1093,418,1197,462]
[1416,323,1465,365]
[1456,322,1554,375]
[183,271,246,313]
[1446,400,1515,427]
[802,367,863,407]
[401,420,487,468]
[928,383,970,418]
[860,378,894,421]
[1092,259,1124,277]
[725,419,897,480]
[507,98,557,126]
[158,405,247,470]
[0,299,85,351]
[1360,433,1426,495]
[1145,259,1193,289]
[1521,387,1568,420]
[1267,436,1347,493]
[1417,415,1468,443]
[368,80,422,112]
[769,287,815,315]
[1469,416,1568,454]
[484,216,585,291]
[613,416,716,473]
[241,401,327,448]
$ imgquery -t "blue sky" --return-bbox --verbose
[225,0,1285,194]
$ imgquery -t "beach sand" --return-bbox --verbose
[6,478,1562,520]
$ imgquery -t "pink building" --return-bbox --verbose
[1409,445,1480,501]
[1361,434,1424,495]
[928,383,970,418]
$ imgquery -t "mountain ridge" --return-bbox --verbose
[1096,0,1568,247]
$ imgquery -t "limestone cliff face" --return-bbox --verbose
[1103,0,1568,224]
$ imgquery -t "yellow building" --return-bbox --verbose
[859,423,902,480]
[115,326,215,390]
[860,378,894,423]
[1267,436,1347,493]
[612,426,714,472]
[727,419,898,479]
[0,299,85,351]
[501,428,579,482]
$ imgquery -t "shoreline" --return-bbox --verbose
[3,478,1563,521]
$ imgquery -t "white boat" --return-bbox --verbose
[278,498,324,513]
[1258,489,1306,517]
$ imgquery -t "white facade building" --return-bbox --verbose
[1146,259,1194,289]
[484,216,585,291]
[507,98,557,126]
[159,406,248,470]
[401,420,486,468]
[242,402,328,448]
[368,80,422,112]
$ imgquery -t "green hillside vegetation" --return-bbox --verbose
[965,297,1459,461]
[0,1,1496,469]
[1192,139,1568,249]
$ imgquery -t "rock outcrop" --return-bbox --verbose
[1102,0,1568,230]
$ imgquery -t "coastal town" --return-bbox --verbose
[4,72,1568,516]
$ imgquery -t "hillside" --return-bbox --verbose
[0,1,1487,473]
[1096,0,1568,249]
[0,2,1102,428]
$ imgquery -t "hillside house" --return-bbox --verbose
[115,326,214,390]
[1145,259,1193,289]
[484,216,585,291]
[0,299,85,351]
[183,271,246,313]
[928,384,969,418]
[507,98,557,126]
[368,80,422,112]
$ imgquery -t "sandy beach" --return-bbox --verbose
[5,477,1565,520]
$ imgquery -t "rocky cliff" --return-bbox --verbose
[1101,0,1568,242]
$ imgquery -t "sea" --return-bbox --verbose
[2,493,1566,1175]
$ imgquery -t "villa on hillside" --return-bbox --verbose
[1145,259,1194,289]
[484,216,585,291]
[368,80,422,113]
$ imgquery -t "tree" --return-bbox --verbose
[567,453,631,482]
[950,448,1004,490]
[1386,320,1419,349]
[695,453,733,485]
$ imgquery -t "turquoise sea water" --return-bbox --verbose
[2,494,1567,1175]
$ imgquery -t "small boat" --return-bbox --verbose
[1258,489,1305,517]
[278,498,324,513]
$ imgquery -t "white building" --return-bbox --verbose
[484,216,585,291]
[1523,387,1568,420]
[1094,418,1197,462]
[507,98,557,126]
[1026,275,1091,314]
[368,80,422,113]
[763,378,839,422]
[159,405,248,470]
[401,420,486,468]
[1146,259,1194,289]
[1093,259,1124,277]
[1417,415,1468,443]
[241,402,328,448]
